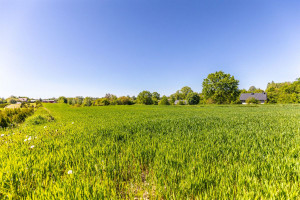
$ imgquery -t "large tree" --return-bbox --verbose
[152,92,160,105]
[58,96,67,103]
[202,71,240,104]
[137,91,153,105]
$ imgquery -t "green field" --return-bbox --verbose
[1,104,300,199]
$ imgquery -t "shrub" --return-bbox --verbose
[158,96,170,105]
[118,96,133,105]
[36,101,43,108]
[26,114,55,125]
[187,92,200,105]
[178,100,186,105]
[246,97,259,104]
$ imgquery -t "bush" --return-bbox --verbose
[187,92,200,105]
[36,101,43,108]
[95,98,110,106]
[0,103,9,108]
[26,114,55,125]
[118,96,133,105]
[158,96,170,105]
[0,107,34,128]
[246,97,259,104]
[178,100,186,105]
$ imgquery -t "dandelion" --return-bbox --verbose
[30,145,34,149]
[67,170,73,174]
[24,139,27,142]
[1,134,4,137]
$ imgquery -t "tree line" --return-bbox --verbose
[54,71,300,106]
[2,71,300,106]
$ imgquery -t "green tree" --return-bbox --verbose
[95,98,110,106]
[187,92,200,105]
[152,92,160,105]
[248,86,257,92]
[158,96,170,105]
[118,96,132,105]
[8,99,17,104]
[202,71,240,104]
[83,97,92,106]
[180,86,193,99]
[137,91,153,105]
[58,96,67,103]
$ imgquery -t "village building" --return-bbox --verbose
[240,92,267,104]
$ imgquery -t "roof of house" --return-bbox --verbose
[240,93,267,101]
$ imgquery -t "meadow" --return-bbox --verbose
[0,104,300,199]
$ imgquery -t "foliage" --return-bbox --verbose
[266,80,300,103]
[35,101,43,108]
[82,97,92,107]
[171,86,194,100]
[26,109,54,125]
[177,100,186,105]
[0,103,9,108]
[246,97,259,104]
[118,96,133,105]
[248,86,256,92]
[158,95,170,105]
[202,71,240,104]
[186,92,200,105]
[58,96,68,103]
[94,98,110,106]
[137,91,153,105]
[0,107,34,128]
[151,92,160,105]
[8,98,17,104]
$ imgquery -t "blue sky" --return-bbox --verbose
[1,0,300,98]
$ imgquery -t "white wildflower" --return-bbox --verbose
[28,137,32,141]
[67,170,73,174]
[24,139,27,142]
[44,126,47,129]
[72,122,74,124]
[30,145,34,149]
[1,134,4,137]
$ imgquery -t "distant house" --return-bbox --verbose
[240,92,267,104]
[174,100,187,105]
[18,98,27,102]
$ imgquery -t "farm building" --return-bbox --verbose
[240,92,267,104]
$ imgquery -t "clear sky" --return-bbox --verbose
[1,0,300,98]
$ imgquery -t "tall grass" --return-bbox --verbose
[0,104,300,199]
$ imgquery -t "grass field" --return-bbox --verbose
[1,104,300,199]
